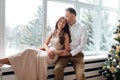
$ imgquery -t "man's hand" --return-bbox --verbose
[59,51,71,56]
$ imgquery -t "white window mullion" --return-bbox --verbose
[0,0,5,57]
[95,0,102,53]
[118,0,120,19]
[42,0,47,45]
[75,1,80,21]
[48,0,75,4]
[96,9,102,53]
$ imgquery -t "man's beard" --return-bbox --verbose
[67,21,70,24]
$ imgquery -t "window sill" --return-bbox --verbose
[1,54,108,70]
[85,54,108,62]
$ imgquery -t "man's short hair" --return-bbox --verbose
[66,7,76,16]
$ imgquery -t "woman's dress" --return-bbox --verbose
[8,34,64,80]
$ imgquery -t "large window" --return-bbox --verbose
[100,11,117,51]
[5,0,43,56]
[79,8,118,55]
[46,0,120,56]
[80,8,98,52]
[0,0,120,57]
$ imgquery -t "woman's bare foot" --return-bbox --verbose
[0,63,3,67]
[0,58,11,66]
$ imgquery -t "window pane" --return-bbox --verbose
[100,10,117,51]
[102,0,119,8]
[47,1,74,36]
[5,0,43,56]
[78,0,99,5]
[80,8,99,53]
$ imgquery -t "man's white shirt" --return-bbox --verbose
[69,22,87,56]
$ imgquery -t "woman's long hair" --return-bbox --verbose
[52,17,71,45]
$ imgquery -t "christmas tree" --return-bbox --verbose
[99,20,120,80]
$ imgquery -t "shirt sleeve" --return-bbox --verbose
[70,25,87,56]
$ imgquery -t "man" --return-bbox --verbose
[54,7,87,80]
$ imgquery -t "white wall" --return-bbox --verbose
[0,0,5,57]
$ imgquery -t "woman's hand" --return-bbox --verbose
[47,50,55,59]
[39,47,45,51]
[57,50,71,56]
[60,51,71,56]
[58,50,65,55]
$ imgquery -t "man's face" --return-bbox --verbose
[65,11,73,24]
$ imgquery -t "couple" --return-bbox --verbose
[0,7,87,80]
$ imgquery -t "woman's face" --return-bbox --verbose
[57,18,67,30]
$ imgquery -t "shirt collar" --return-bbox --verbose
[69,21,78,27]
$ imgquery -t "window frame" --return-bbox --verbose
[47,0,120,55]
[1,0,120,57]
[0,0,5,57]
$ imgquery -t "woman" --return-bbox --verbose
[0,17,71,80]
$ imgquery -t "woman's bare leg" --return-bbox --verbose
[0,58,11,65]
